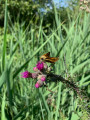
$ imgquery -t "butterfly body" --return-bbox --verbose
[40,52,59,63]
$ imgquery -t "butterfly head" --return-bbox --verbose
[40,55,46,62]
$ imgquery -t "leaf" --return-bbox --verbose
[2,0,8,71]
[1,89,7,120]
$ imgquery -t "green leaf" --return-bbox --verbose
[2,0,8,71]
[1,89,7,120]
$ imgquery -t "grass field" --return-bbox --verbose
[0,1,90,120]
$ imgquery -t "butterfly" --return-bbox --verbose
[40,52,59,63]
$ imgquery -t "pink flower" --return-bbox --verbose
[35,80,44,88]
[21,71,31,78]
[37,75,46,81]
[80,0,83,1]
[35,83,40,88]
[36,61,44,70]
[33,67,38,71]
[41,76,46,81]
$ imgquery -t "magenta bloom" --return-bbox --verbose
[35,83,40,88]
[41,76,46,81]
[35,79,44,88]
[21,71,31,78]
[36,61,44,70]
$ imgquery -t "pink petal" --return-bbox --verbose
[33,67,38,71]
[35,83,40,88]
[41,76,46,81]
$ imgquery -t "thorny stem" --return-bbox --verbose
[47,73,90,114]
[47,73,89,101]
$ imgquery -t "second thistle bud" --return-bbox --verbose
[33,67,38,72]
[41,76,46,81]
[37,75,46,81]
[35,75,47,88]
[35,79,44,88]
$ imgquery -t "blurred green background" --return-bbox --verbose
[0,0,90,120]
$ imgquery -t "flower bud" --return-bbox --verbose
[37,75,46,81]
[33,67,38,72]
[35,79,44,88]
[35,83,40,88]
[36,61,44,70]
[31,73,38,79]
[41,76,46,81]
[21,71,31,78]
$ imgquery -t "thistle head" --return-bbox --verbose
[36,61,44,70]
[21,71,32,78]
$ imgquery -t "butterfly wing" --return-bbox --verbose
[45,57,59,63]
[40,52,59,63]
[43,52,50,57]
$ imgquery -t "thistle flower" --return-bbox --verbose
[33,67,38,72]
[41,76,46,81]
[37,75,46,81]
[21,71,31,78]
[35,79,44,88]
[35,83,40,88]
[36,61,44,70]
[21,61,48,88]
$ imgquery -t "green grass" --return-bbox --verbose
[0,1,90,120]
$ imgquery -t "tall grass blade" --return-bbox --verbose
[1,89,7,120]
[55,83,62,120]
[39,89,51,120]
[2,0,8,71]
[0,70,7,89]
